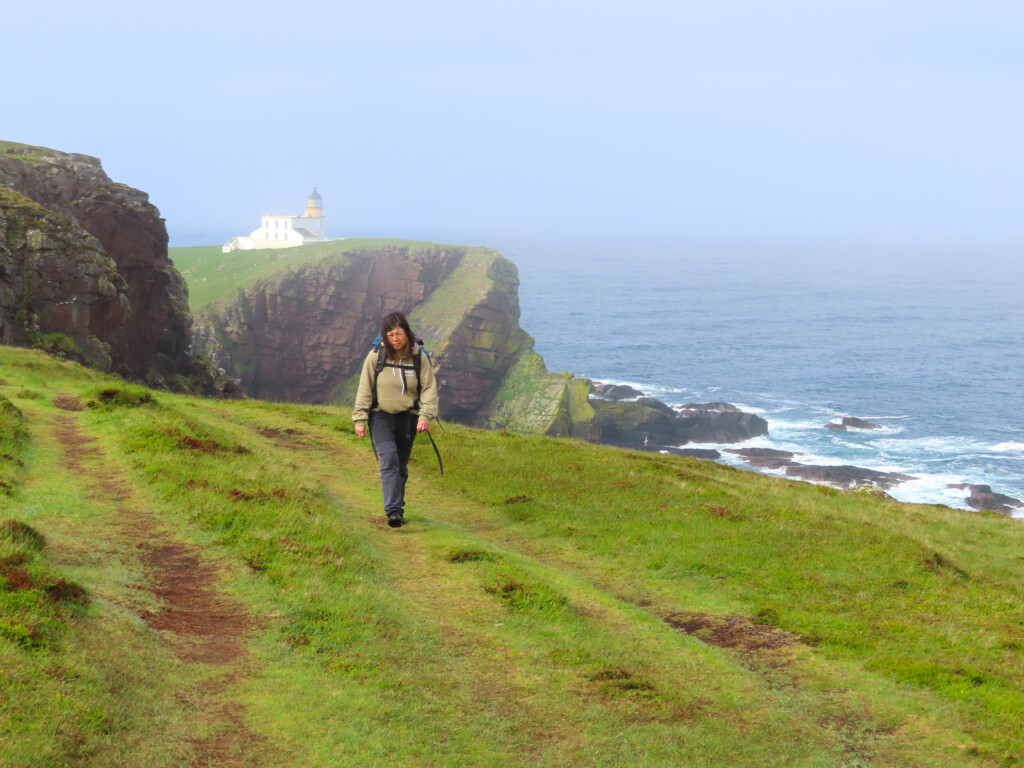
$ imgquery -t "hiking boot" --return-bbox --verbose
[387,512,404,528]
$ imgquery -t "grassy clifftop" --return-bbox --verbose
[2,345,1023,767]
[171,239,474,311]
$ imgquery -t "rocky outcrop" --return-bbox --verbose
[0,141,211,389]
[585,397,768,451]
[825,416,884,431]
[784,464,916,490]
[724,445,916,490]
[947,484,1024,516]
[675,402,769,444]
[591,399,681,448]
[192,243,593,434]
[725,448,798,470]
[593,383,645,401]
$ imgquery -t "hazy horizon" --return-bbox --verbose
[6,1,1024,250]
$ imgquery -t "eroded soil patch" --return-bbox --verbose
[139,541,249,664]
[52,395,83,412]
[665,611,799,651]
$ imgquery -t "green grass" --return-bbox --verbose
[2,344,1023,766]
[170,238,474,310]
[1,140,65,165]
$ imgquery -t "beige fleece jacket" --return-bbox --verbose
[352,344,439,426]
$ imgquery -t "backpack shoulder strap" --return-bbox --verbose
[371,343,385,410]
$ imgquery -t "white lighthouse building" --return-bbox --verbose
[223,189,328,253]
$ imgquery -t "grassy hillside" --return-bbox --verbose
[170,239,475,310]
[2,345,1023,767]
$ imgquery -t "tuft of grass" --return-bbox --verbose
[0,519,47,551]
[28,331,84,361]
[0,396,29,494]
[447,548,499,563]
[85,385,156,409]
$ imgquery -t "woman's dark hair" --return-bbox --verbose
[381,311,417,357]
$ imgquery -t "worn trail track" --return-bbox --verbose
[51,406,259,766]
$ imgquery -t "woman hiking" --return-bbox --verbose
[353,312,439,528]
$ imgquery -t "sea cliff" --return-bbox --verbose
[187,241,595,436]
[0,141,213,390]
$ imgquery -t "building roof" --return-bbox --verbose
[308,187,321,200]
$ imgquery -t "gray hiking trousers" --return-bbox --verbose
[370,410,417,516]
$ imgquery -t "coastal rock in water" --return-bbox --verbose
[947,483,1024,516]
[590,399,679,449]
[785,464,916,490]
[590,398,769,450]
[825,416,884,432]
[675,402,768,444]
[0,141,213,390]
[637,396,677,417]
[593,382,645,401]
[725,448,798,470]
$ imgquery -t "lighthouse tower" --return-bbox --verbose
[305,188,323,218]
[301,187,326,239]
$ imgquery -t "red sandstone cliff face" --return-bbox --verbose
[414,254,533,423]
[192,243,577,429]
[191,241,600,431]
[189,240,596,433]
[194,246,464,403]
[193,246,528,417]
[0,142,205,387]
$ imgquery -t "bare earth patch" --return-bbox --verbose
[52,413,260,765]
[52,394,84,411]
[139,541,249,664]
[664,611,799,651]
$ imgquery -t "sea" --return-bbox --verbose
[491,236,1024,517]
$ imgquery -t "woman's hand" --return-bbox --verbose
[416,419,430,433]
[355,424,367,438]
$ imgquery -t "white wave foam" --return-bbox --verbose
[585,377,689,396]
[873,435,988,457]
[768,418,841,432]
[891,475,976,509]
[682,439,1022,517]
[728,402,768,415]
[992,442,1024,454]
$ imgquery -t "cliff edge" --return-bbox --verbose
[0,141,210,389]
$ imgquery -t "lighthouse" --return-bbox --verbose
[222,188,330,252]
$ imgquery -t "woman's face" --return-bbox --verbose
[386,327,409,353]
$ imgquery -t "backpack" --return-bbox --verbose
[367,334,444,475]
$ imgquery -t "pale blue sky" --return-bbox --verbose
[6,1,1024,246]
